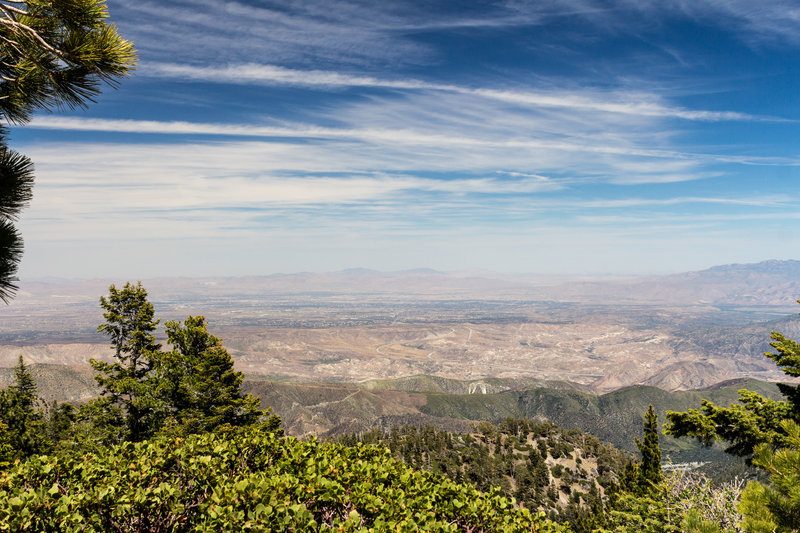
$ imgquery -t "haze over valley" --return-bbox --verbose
[2,260,798,405]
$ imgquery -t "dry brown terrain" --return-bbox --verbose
[217,320,780,392]
[0,305,791,395]
[1,261,798,394]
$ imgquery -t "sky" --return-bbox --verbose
[9,0,800,278]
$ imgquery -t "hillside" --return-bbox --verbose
[241,375,784,469]
[0,360,784,467]
[0,363,97,404]
[337,418,630,528]
[359,375,591,395]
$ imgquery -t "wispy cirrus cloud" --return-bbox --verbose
[21,115,701,159]
[22,140,563,209]
[141,63,773,122]
[576,195,791,208]
[657,0,800,45]
[107,0,436,67]
[30,114,800,173]
[21,135,786,233]
[111,0,800,70]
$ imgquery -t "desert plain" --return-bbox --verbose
[1,261,799,400]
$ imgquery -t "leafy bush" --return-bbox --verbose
[0,425,569,532]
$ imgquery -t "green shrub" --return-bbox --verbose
[0,425,569,532]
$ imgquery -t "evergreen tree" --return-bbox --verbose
[0,355,48,457]
[8,354,37,409]
[91,284,266,441]
[45,401,75,449]
[91,282,162,441]
[763,329,800,412]
[635,404,662,488]
[156,315,262,434]
[738,419,800,532]
[71,396,126,450]
[0,0,136,302]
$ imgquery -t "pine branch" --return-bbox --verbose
[0,17,68,60]
[0,218,21,302]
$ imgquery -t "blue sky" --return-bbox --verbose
[9,0,800,278]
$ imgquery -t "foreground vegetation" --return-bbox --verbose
[2,284,800,531]
[0,424,568,531]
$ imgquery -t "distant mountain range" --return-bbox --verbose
[10,259,800,308]
[539,259,800,307]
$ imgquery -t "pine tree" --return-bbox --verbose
[157,316,262,435]
[8,354,37,409]
[0,0,136,302]
[91,282,162,441]
[0,355,48,457]
[90,283,269,441]
[635,404,662,488]
[738,419,800,532]
[0,420,14,468]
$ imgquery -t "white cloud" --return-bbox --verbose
[141,62,769,122]
[665,0,800,45]
[577,195,790,208]
[25,73,796,207]
[25,115,686,159]
[107,0,435,67]
[20,140,564,218]
[23,114,713,187]
[17,132,787,252]
[112,1,800,71]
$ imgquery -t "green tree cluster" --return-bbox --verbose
[0,283,271,459]
[0,0,135,302]
[88,282,266,443]
[589,405,747,533]
[665,317,800,458]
